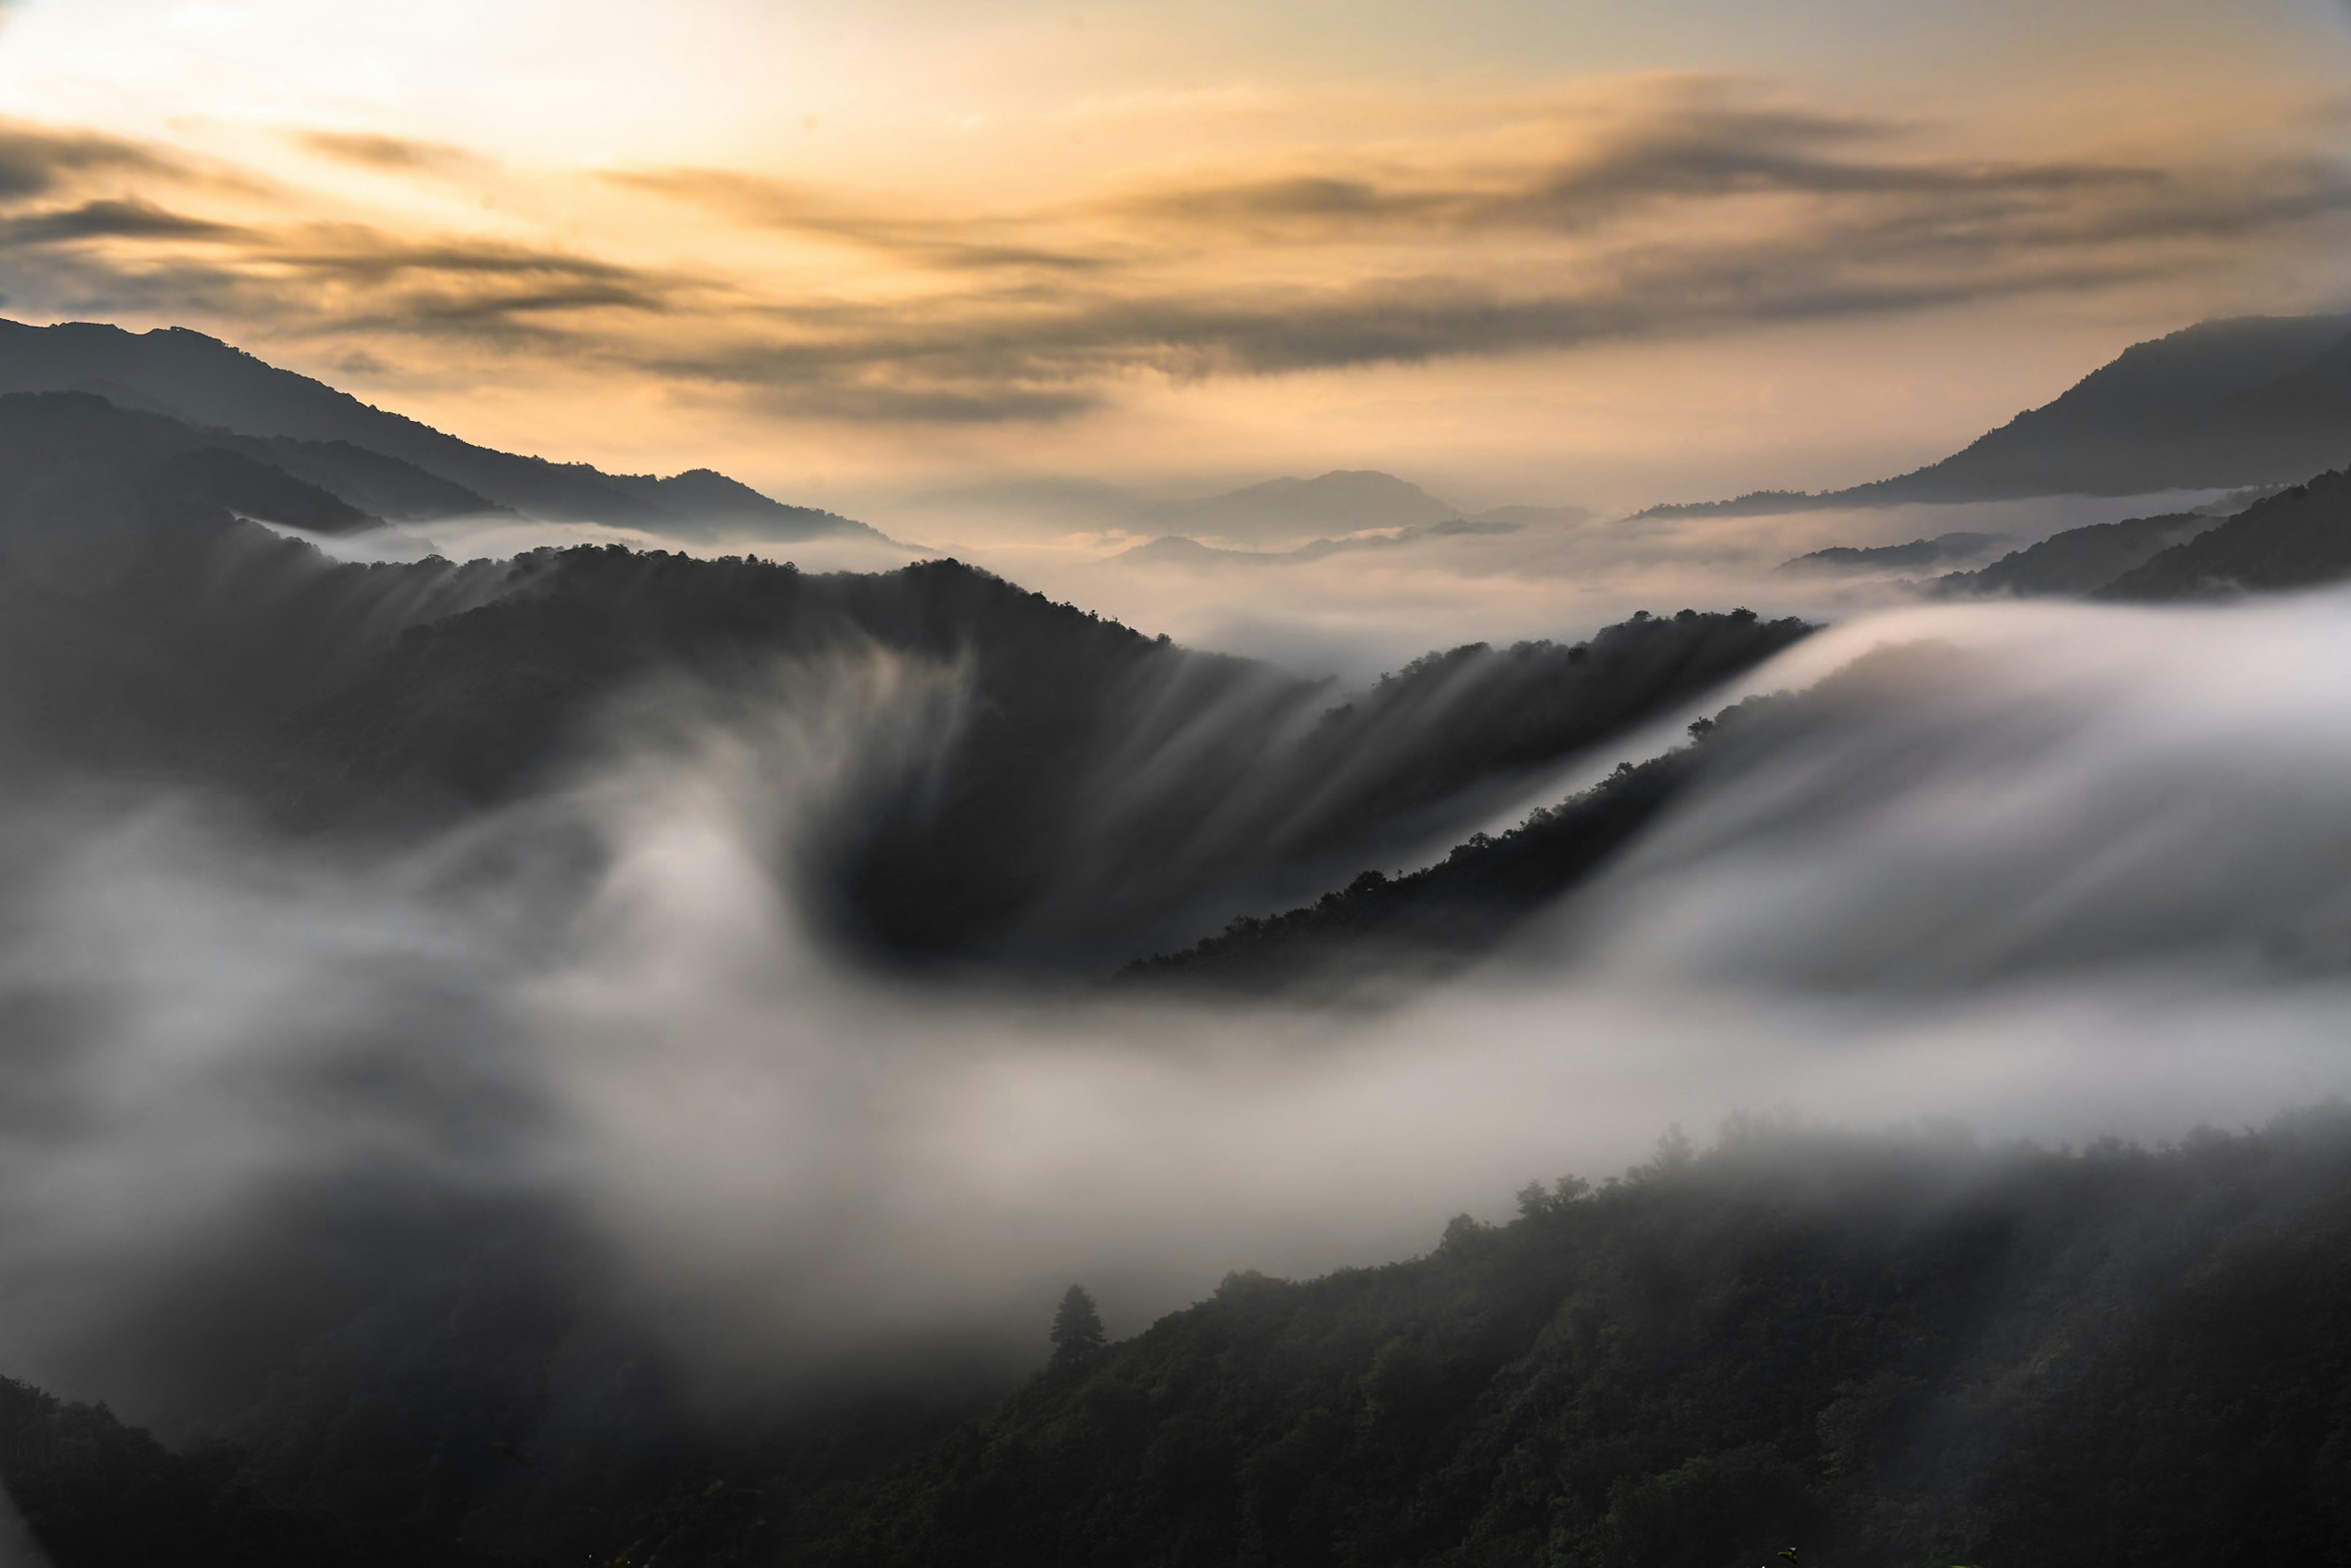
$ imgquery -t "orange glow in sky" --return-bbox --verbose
[0,0,2346,525]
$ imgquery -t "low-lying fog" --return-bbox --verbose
[284,487,2244,683]
[5,583,2351,1436]
[1008,490,2244,678]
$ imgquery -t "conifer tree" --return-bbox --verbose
[1050,1284,1106,1369]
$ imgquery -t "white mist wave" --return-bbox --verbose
[4,591,2351,1418]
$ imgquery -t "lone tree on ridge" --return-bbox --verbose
[1050,1285,1106,1370]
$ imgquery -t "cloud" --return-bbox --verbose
[606,167,1116,274]
[0,216,697,353]
[12,596,2351,1424]
[0,124,180,200]
[623,150,2351,417]
[1112,102,2156,239]
[586,87,2351,421]
[0,197,246,245]
[293,130,489,178]
[2,80,2346,426]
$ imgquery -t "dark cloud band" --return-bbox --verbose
[1,84,2345,424]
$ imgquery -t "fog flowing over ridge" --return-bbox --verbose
[4,590,2351,1460]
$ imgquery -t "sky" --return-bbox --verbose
[0,0,2348,527]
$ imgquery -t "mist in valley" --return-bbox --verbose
[4,2,2351,1551]
[7,580,2351,1460]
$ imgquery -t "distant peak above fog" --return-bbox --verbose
[1637,311,2351,519]
[1139,469,1597,551]
[0,316,883,550]
[1146,469,1459,545]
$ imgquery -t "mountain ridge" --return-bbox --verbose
[1635,312,2351,517]
[1144,469,1459,545]
[0,318,882,546]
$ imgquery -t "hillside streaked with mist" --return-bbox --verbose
[6,2,2351,1566]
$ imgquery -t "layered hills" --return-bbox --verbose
[1136,464,2351,989]
[0,388,1807,973]
[1144,470,1457,546]
[0,318,879,544]
[1118,472,1592,559]
[10,315,2351,1568]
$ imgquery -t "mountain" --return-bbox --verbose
[290,566,1809,969]
[1120,680,1804,994]
[1109,514,1524,568]
[747,1114,2351,1568]
[1146,470,1458,545]
[0,389,1809,971]
[1638,312,2351,516]
[1930,509,2219,598]
[1777,531,2006,573]
[0,392,517,786]
[1120,738,1697,994]
[17,1114,2351,1567]
[1470,503,1595,528]
[2101,468,2351,600]
[0,318,880,544]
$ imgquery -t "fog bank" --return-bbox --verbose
[4,591,2351,1433]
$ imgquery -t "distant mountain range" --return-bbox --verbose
[0,384,1805,972]
[1116,473,1591,564]
[1144,470,1457,545]
[0,318,881,545]
[1132,471,2351,992]
[1897,476,2351,601]
[1112,515,1526,569]
[1930,511,2222,598]
[1641,312,2351,517]
[2097,469,2351,600]
[1777,531,2009,574]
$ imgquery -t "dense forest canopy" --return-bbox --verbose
[9,1114,2351,1567]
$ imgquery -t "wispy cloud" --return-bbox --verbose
[1,80,2345,426]
[606,167,1114,274]
[1111,104,2164,238]
[293,130,490,178]
[0,124,181,199]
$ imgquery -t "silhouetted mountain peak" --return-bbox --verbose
[1637,312,2351,516]
[0,317,884,546]
[1147,468,1457,543]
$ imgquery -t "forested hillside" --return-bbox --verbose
[700,1113,2351,1568]
[0,388,1810,969]
[2101,468,2351,599]
[9,1115,2351,1567]
[1929,510,2217,598]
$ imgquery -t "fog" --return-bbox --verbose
[868,488,2241,678]
[271,487,2239,685]
[4,587,2351,1444]
[260,513,934,579]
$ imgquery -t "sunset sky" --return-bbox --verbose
[1,0,2347,526]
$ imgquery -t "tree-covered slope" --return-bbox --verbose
[0,392,517,786]
[294,567,1807,969]
[1117,733,1700,993]
[1928,509,2216,598]
[10,1116,2350,1568]
[1117,684,1800,993]
[0,392,1810,970]
[2101,468,2351,600]
[735,1114,2351,1568]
